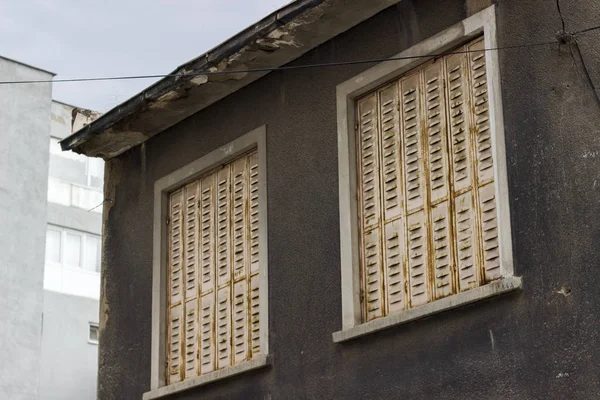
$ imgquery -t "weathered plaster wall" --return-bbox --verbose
[0,57,53,400]
[99,0,600,398]
[38,291,99,400]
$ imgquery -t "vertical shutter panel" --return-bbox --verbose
[232,159,248,281]
[358,95,381,229]
[249,274,260,356]
[200,293,215,374]
[401,74,425,213]
[184,299,199,379]
[249,153,260,275]
[184,182,199,301]
[167,190,184,384]
[468,39,494,184]
[384,219,405,313]
[362,229,383,320]
[216,286,231,369]
[431,203,453,298]
[200,177,215,294]
[406,211,429,306]
[423,63,449,203]
[423,62,454,300]
[478,184,500,281]
[445,51,474,193]
[357,95,384,321]
[217,168,231,287]
[169,190,184,306]
[167,304,183,384]
[233,280,249,363]
[453,191,478,291]
[379,84,403,221]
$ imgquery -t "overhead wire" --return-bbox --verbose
[0,24,597,86]
[0,39,560,85]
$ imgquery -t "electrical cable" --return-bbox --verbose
[0,39,557,85]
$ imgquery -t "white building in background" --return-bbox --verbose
[44,101,103,299]
[39,101,103,400]
[0,55,102,400]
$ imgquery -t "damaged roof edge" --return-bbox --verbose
[60,0,325,153]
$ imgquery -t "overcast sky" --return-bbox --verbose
[0,0,290,112]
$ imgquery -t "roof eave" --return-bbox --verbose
[61,0,401,159]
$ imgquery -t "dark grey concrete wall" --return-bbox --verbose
[99,0,600,398]
[0,57,53,400]
[39,291,99,400]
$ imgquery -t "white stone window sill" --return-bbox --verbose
[333,276,522,343]
[143,355,270,400]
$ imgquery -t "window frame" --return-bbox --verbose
[147,126,269,400]
[334,6,520,343]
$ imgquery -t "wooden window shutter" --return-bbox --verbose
[356,36,503,322]
[166,150,261,384]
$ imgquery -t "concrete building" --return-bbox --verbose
[0,56,53,400]
[62,1,600,399]
[0,57,102,400]
[39,100,103,400]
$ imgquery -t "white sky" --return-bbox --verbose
[0,0,290,112]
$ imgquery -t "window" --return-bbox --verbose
[45,225,102,273]
[147,126,268,399]
[89,323,99,344]
[335,6,520,342]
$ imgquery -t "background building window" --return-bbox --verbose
[45,225,101,274]
[88,323,99,344]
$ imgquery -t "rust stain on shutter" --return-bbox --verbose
[356,36,503,322]
[166,150,260,384]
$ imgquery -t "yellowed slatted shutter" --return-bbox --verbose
[166,150,261,384]
[356,36,504,322]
